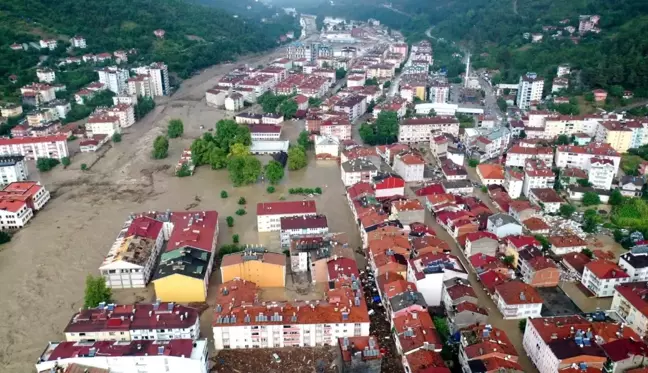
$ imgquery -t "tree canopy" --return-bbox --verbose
[227,155,262,186]
[84,275,112,309]
[168,119,184,138]
[152,136,169,159]
[358,111,399,145]
[264,160,285,184]
[287,145,308,171]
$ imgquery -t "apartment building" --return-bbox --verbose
[333,95,367,122]
[459,325,522,371]
[212,278,370,349]
[548,235,587,256]
[0,196,33,230]
[618,251,648,282]
[35,339,209,373]
[588,157,616,190]
[99,215,165,289]
[256,200,317,232]
[392,153,425,182]
[391,199,425,226]
[517,72,544,110]
[373,174,405,198]
[249,124,281,141]
[131,63,170,96]
[612,282,648,337]
[504,169,524,199]
[279,215,329,247]
[86,113,121,136]
[522,159,555,197]
[0,155,28,184]
[221,250,286,287]
[398,117,460,143]
[476,164,505,186]
[64,302,200,342]
[406,252,468,307]
[39,39,58,50]
[97,67,129,94]
[21,83,56,104]
[596,121,633,153]
[36,68,56,83]
[127,74,152,97]
[320,119,352,140]
[341,158,379,187]
[555,142,621,174]
[463,231,499,257]
[505,145,553,167]
[486,213,523,238]
[493,280,543,319]
[517,247,560,287]
[429,83,450,104]
[0,103,23,118]
[581,260,630,297]
[529,188,563,214]
[0,135,69,160]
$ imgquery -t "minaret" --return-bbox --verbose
[464,53,471,88]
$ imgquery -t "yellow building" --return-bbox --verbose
[597,121,632,153]
[152,248,212,302]
[220,250,286,288]
[414,85,427,101]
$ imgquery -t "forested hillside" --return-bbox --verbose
[0,0,298,82]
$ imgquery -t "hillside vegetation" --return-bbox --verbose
[0,0,298,97]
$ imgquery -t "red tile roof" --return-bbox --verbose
[280,215,328,230]
[221,251,286,267]
[257,200,317,216]
[166,211,218,252]
[375,176,405,190]
[477,164,505,180]
[600,338,648,362]
[0,135,66,145]
[405,350,449,373]
[327,257,359,279]
[479,270,508,293]
[465,231,498,243]
[338,336,382,362]
[126,216,163,240]
[561,252,592,274]
[393,310,442,353]
[495,280,542,305]
[522,217,550,232]
[585,260,629,279]
[43,340,195,361]
[549,234,586,248]
[455,301,488,315]
[613,282,648,318]
[507,235,540,249]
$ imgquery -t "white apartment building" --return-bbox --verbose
[257,200,318,232]
[132,63,170,96]
[544,115,604,138]
[505,145,554,167]
[0,199,33,230]
[406,253,468,306]
[36,68,56,83]
[64,302,200,342]
[0,135,69,160]
[35,339,209,373]
[522,159,554,197]
[0,155,28,184]
[70,36,87,48]
[21,83,57,103]
[98,104,136,129]
[429,84,449,104]
[618,251,648,282]
[333,95,367,122]
[315,136,340,158]
[392,153,425,182]
[127,74,152,98]
[341,159,379,187]
[588,157,616,190]
[504,169,524,199]
[612,282,648,337]
[320,120,352,141]
[39,39,57,50]
[0,104,23,118]
[516,72,544,110]
[113,94,138,106]
[97,67,129,94]
[494,280,543,319]
[249,124,281,141]
[581,260,630,297]
[86,114,121,136]
[555,142,621,174]
[398,117,460,143]
[279,215,329,247]
[99,215,166,289]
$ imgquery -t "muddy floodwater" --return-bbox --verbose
[0,43,363,371]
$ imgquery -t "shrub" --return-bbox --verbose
[36,157,60,172]
[238,197,247,205]
[61,157,71,167]
[112,133,122,143]
[236,209,246,216]
[226,216,234,227]
[176,163,191,177]
[221,190,228,198]
[84,275,112,309]
[267,186,276,193]
[314,187,322,194]
[0,231,11,245]
[468,159,479,167]
[80,163,88,171]
[232,234,240,244]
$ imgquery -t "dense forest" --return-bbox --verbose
[288,0,648,96]
[0,0,299,94]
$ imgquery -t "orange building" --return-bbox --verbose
[220,250,286,288]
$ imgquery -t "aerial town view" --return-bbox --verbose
[1,0,648,372]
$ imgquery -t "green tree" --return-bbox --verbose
[264,160,285,184]
[468,159,480,167]
[582,192,601,206]
[167,119,184,138]
[383,81,391,88]
[229,143,250,158]
[577,179,592,187]
[582,248,594,258]
[609,189,624,206]
[112,133,122,143]
[84,275,112,309]
[36,158,60,172]
[287,145,308,170]
[235,208,247,216]
[519,130,527,139]
[152,135,169,159]
[238,197,247,205]
[221,190,228,198]
[228,155,262,186]
[267,186,276,193]
[556,134,570,145]
[584,92,595,103]
[176,163,191,177]
[519,319,527,332]
[226,216,234,227]
[559,204,576,218]
[0,231,11,245]
[335,68,347,80]
[208,146,228,169]
[502,255,514,265]
[297,130,313,150]
[314,187,322,194]
[215,120,251,153]
[308,97,322,107]
[81,163,88,171]
[497,97,508,112]
[61,157,71,167]
[279,99,298,119]
[233,234,240,244]
[134,96,156,120]
[360,111,399,145]
[534,235,550,250]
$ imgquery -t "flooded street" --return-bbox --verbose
[0,43,356,371]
